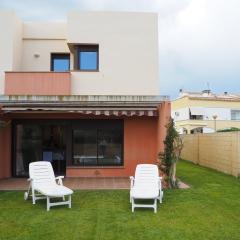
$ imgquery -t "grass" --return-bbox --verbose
[0,161,240,240]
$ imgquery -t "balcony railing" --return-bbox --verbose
[5,72,71,95]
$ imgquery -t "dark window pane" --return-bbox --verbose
[51,54,70,71]
[98,129,122,166]
[79,51,98,70]
[42,125,66,175]
[73,129,97,166]
[15,124,42,176]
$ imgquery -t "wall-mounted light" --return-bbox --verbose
[34,53,40,58]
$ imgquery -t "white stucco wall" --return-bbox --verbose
[21,22,69,71]
[23,22,67,39]
[173,107,232,121]
[68,11,159,95]
[203,107,231,120]
[0,11,159,96]
[203,127,215,133]
[0,11,22,94]
[21,39,69,71]
[172,107,189,121]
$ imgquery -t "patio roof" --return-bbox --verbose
[0,95,169,116]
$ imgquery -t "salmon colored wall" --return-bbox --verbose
[0,122,12,179]
[4,72,71,95]
[157,101,171,153]
[0,103,171,178]
[66,117,158,177]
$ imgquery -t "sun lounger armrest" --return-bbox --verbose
[130,176,134,189]
[55,176,64,185]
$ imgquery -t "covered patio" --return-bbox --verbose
[0,95,170,179]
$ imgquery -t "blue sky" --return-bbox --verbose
[0,0,240,98]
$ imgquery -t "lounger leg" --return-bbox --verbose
[132,198,135,213]
[27,183,31,196]
[47,197,50,211]
[69,195,71,209]
[154,199,157,213]
[159,191,163,203]
[32,187,36,204]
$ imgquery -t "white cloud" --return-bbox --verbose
[159,0,240,97]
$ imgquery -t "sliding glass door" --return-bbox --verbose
[15,124,42,177]
[13,121,67,177]
[41,125,66,176]
[13,119,124,177]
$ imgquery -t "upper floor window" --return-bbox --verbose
[231,110,240,120]
[189,107,204,120]
[51,53,70,72]
[76,45,99,71]
[190,115,204,120]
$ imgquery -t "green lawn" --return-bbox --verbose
[0,161,240,240]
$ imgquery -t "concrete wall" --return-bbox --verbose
[0,122,12,179]
[181,132,240,177]
[5,72,71,95]
[21,22,69,71]
[173,106,232,121]
[67,117,158,177]
[0,11,159,96]
[23,22,67,39]
[172,107,189,121]
[175,119,240,133]
[0,101,171,178]
[67,102,171,177]
[68,11,159,95]
[172,96,240,132]
[0,11,22,94]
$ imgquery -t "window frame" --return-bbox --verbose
[50,53,70,72]
[74,44,99,72]
[231,109,240,120]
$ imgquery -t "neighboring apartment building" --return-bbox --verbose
[172,90,240,134]
[0,11,170,179]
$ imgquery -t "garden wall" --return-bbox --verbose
[181,132,240,177]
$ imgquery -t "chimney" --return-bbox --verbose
[224,91,228,95]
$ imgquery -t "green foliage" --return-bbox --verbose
[159,118,179,175]
[159,118,183,188]
[217,127,240,132]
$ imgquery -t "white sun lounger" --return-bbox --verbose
[130,164,163,213]
[24,161,73,211]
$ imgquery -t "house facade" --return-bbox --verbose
[0,11,170,179]
[172,90,240,134]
